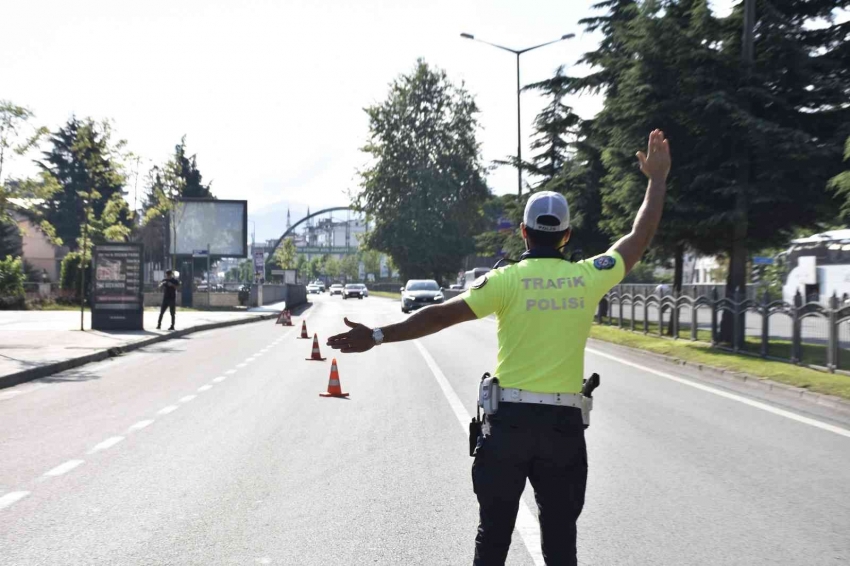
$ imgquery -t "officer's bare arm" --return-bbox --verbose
[612,129,671,274]
[326,298,477,354]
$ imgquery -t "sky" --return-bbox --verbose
[3,0,736,242]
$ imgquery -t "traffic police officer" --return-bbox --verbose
[327,130,671,565]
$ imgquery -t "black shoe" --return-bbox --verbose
[156,325,161,330]
[168,326,175,331]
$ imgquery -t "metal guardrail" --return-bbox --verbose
[599,286,850,373]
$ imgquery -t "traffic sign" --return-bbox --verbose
[753,256,774,266]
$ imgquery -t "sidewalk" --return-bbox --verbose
[0,302,289,388]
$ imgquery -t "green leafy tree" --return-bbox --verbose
[0,255,25,298]
[340,254,359,282]
[272,238,297,270]
[324,256,341,280]
[37,117,129,249]
[308,256,323,280]
[0,101,60,244]
[360,249,381,279]
[141,137,214,268]
[356,59,489,282]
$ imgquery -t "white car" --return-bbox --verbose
[343,284,367,299]
[306,283,322,294]
[329,284,344,296]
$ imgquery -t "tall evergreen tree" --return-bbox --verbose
[169,136,213,199]
[356,59,489,282]
[37,117,129,249]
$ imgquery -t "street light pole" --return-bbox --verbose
[461,32,575,199]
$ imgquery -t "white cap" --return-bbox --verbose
[523,191,570,232]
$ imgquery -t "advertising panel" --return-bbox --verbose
[92,243,144,330]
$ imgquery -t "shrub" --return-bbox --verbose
[59,251,92,299]
[0,255,25,297]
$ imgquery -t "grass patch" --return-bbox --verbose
[370,291,401,300]
[590,324,850,400]
[598,319,831,367]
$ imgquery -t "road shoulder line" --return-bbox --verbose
[586,347,850,439]
[414,340,546,566]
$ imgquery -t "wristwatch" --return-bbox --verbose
[372,328,384,346]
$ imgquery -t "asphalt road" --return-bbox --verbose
[1,294,849,565]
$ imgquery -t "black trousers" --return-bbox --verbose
[158,298,176,328]
[472,402,587,566]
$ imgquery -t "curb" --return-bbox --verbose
[587,337,850,417]
[0,311,283,391]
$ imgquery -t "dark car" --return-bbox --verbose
[343,284,366,299]
[400,279,444,313]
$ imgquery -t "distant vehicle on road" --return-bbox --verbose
[329,284,344,296]
[463,268,491,289]
[306,283,322,294]
[343,284,366,299]
[311,280,326,293]
[449,284,463,290]
[400,279,444,313]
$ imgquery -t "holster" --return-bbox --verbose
[478,374,500,415]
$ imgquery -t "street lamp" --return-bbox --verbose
[461,32,575,198]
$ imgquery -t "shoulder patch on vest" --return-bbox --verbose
[471,274,489,289]
[593,255,616,270]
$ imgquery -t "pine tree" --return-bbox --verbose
[37,117,129,249]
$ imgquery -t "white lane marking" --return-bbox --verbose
[244,359,255,364]
[0,491,30,510]
[128,419,154,432]
[88,436,125,454]
[197,384,213,393]
[225,370,237,375]
[236,363,247,368]
[585,348,850,439]
[158,405,179,415]
[213,376,227,383]
[44,459,84,477]
[179,395,196,403]
[414,340,545,566]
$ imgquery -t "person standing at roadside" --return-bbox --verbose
[157,270,180,331]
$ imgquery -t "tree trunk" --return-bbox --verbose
[666,244,684,336]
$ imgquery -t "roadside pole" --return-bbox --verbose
[207,243,211,307]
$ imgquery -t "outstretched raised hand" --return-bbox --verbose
[636,129,671,181]
[327,317,374,353]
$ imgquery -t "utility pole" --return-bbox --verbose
[460,32,574,199]
[79,193,90,332]
[725,0,755,345]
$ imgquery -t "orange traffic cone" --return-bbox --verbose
[298,320,309,339]
[282,310,294,326]
[275,310,284,325]
[319,359,349,398]
[306,333,327,361]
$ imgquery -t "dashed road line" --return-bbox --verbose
[128,419,154,432]
[88,436,125,454]
[213,376,227,383]
[0,491,30,510]
[197,384,213,392]
[44,459,84,477]
[225,369,237,375]
[179,395,196,403]
[158,405,179,415]
[236,363,248,368]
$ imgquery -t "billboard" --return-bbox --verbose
[169,199,247,257]
[92,243,144,330]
